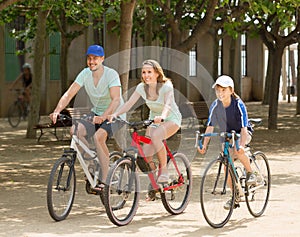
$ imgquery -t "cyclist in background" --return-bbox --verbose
[198,75,256,210]
[10,63,32,103]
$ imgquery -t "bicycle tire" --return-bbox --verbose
[246,151,271,217]
[161,152,192,215]
[103,155,140,226]
[47,155,76,221]
[8,102,22,128]
[99,151,123,205]
[200,157,236,228]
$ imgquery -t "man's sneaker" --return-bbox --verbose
[224,199,239,210]
[246,172,257,185]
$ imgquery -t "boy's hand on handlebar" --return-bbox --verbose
[197,145,207,154]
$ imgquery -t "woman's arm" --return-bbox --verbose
[112,90,141,118]
[161,90,173,119]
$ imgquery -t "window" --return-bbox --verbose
[4,25,19,82]
[189,48,197,77]
[241,33,247,77]
[49,32,61,81]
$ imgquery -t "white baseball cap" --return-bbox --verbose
[212,75,234,89]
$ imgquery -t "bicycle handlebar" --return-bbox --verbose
[195,131,241,150]
[111,117,159,130]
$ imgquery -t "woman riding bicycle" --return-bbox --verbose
[110,59,182,184]
[198,75,256,209]
[10,63,32,104]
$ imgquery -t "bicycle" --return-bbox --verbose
[103,117,193,226]
[8,89,29,127]
[46,114,122,221]
[195,118,271,228]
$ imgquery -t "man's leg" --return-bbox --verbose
[94,128,109,183]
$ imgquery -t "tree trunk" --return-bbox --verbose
[267,47,284,130]
[60,33,69,95]
[58,12,70,96]
[26,8,47,138]
[118,0,136,96]
[262,53,273,105]
[297,42,300,115]
[144,0,153,58]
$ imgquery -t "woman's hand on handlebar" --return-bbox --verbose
[153,116,164,124]
[108,114,117,123]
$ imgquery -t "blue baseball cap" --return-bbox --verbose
[86,45,105,57]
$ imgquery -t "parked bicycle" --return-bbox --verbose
[103,117,192,226]
[8,89,30,127]
[46,114,122,221]
[195,118,270,228]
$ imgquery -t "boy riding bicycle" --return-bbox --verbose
[198,75,256,209]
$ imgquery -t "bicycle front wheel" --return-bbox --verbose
[161,152,192,215]
[200,157,235,228]
[246,151,271,217]
[104,155,140,226]
[99,151,123,205]
[47,155,76,221]
[8,102,22,127]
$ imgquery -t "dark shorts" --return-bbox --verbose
[79,113,123,140]
[79,113,113,139]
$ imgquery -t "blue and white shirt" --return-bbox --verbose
[207,96,249,133]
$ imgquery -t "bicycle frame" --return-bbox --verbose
[197,131,243,197]
[58,115,100,189]
[127,123,183,191]
[70,135,99,188]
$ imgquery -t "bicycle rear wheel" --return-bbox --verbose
[200,157,235,228]
[246,151,271,217]
[104,155,140,226]
[47,155,76,221]
[161,152,192,215]
[8,102,22,127]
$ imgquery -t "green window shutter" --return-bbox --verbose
[5,26,20,82]
[49,32,61,81]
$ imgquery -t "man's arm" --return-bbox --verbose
[50,82,81,123]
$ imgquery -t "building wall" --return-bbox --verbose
[247,37,264,100]
[0,25,5,117]
[0,23,266,117]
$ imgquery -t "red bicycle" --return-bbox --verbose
[103,118,192,226]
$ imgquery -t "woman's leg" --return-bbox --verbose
[149,121,179,182]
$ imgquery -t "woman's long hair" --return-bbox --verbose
[141,59,169,99]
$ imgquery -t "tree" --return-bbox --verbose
[48,0,104,94]
[27,6,48,138]
[0,0,20,11]
[118,0,136,95]
[245,0,300,129]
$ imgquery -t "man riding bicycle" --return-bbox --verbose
[50,45,124,189]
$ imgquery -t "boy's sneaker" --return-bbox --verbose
[223,199,239,210]
[246,172,257,185]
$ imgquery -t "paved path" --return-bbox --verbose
[0,102,299,236]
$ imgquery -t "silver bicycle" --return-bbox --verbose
[46,114,121,221]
